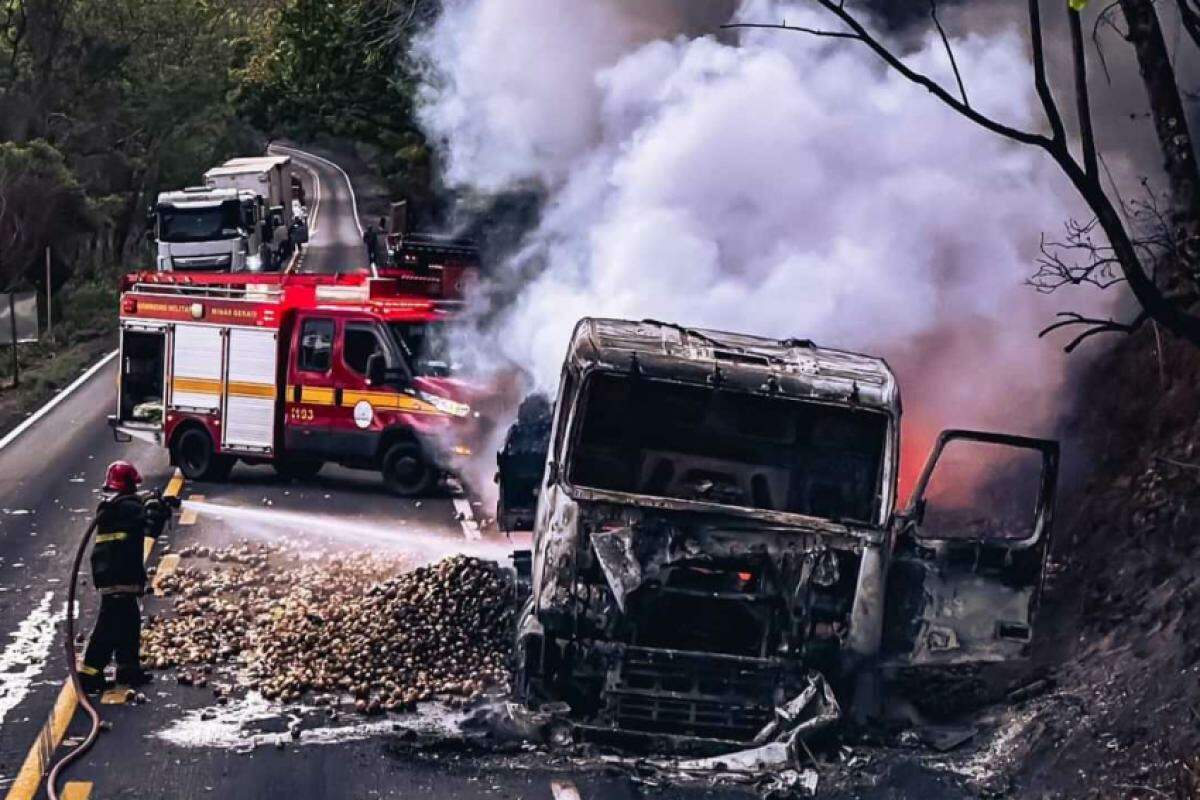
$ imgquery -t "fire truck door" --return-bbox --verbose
[284,315,336,454]
[329,321,391,458]
[882,430,1059,668]
[171,325,222,412]
[222,328,278,453]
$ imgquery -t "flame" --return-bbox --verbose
[897,417,938,508]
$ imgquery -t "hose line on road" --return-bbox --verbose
[45,515,102,800]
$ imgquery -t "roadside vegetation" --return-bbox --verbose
[0,0,435,431]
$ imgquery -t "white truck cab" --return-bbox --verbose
[151,186,264,272]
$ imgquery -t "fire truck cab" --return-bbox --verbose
[110,270,482,495]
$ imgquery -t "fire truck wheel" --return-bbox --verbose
[274,458,324,481]
[173,427,234,482]
[381,442,435,497]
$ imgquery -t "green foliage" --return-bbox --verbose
[236,0,436,209]
[0,0,267,279]
[0,140,95,289]
[238,0,420,138]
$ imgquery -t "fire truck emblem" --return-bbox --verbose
[353,400,374,429]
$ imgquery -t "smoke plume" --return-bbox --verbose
[416,0,1112,500]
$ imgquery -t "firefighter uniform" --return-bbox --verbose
[79,492,168,690]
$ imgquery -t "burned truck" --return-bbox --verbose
[497,318,1058,748]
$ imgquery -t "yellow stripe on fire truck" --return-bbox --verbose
[296,386,336,405]
[226,381,276,399]
[340,390,443,415]
[286,385,445,415]
[172,377,221,395]
[172,377,275,399]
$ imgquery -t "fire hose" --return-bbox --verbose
[46,491,177,800]
[45,513,100,800]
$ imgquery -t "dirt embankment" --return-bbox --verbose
[1013,326,1200,798]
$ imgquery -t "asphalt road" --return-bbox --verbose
[0,148,773,800]
[268,143,369,275]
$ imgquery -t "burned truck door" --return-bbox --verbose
[881,430,1059,667]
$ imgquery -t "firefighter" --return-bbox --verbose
[78,461,170,693]
[363,217,387,268]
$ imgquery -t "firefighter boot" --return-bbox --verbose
[116,666,153,688]
[78,665,107,694]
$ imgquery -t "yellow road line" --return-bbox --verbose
[164,469,184,500]
[4,682,77,800]
[3,471,187,800]
[61,783,91,800]
[178,492,201,526]
[99,689,133,705]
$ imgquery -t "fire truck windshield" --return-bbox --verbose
[389,322,461,377]
[159,200,242,243]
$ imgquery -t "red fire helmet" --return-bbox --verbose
[103,460,142,493]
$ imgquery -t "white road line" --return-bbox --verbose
[452,497,481,541]
[0,350,118,453]
[270,142,373,276]
[268,144,363,236]
[0,591,65,729]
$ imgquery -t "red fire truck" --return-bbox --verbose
[109,269,484,495]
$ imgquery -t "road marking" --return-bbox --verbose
[269,144,363,236]
[3,473,185,800]
[61,783,91,800]
[550,780,583,800]
[0,592,65,729]
[4,682,77,800]
[452,497,481,541]
[164,470,185,500]
[0,350,118,453]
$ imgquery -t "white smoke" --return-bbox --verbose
[416,0,1110,492]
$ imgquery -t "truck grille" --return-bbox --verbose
[602,647,799,742]
[172,254,232,270]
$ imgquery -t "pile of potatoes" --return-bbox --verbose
[143,545,512,713]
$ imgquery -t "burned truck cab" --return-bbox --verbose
[503,318,1057,748]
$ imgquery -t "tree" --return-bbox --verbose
[0,139,93,291]
[731,0,1200,352]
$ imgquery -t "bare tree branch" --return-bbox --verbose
[724,21,859,40]
[1039,309,1151,352]
[929,0,969,107]
[1091,1,1126,85]
[1070,9,1099,181]
[732,0,1200,352]
[1177,0,1200,52]
[724,10,1054,150]
[1028,0,1069,148]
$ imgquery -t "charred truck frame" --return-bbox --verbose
[499,318,1058,748]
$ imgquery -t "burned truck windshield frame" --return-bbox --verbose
[568,372,888,523]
